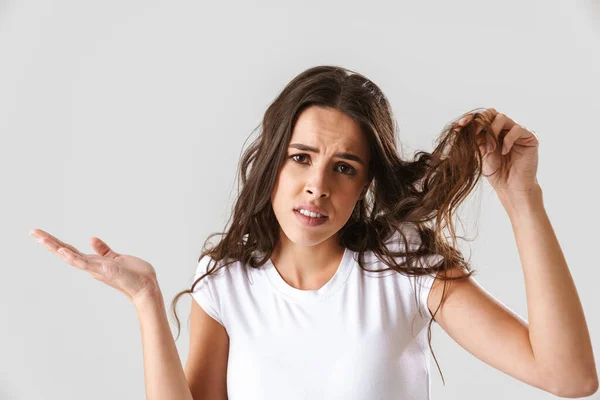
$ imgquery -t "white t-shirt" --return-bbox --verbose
[191,229,441,400]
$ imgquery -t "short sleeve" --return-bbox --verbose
[387,224,443,320]
[191,256,224,327]
[415,254,443,320]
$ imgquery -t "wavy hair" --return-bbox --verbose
[170,65,507,385]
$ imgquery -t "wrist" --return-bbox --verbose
[132,281,163,310]
[498,184,544,219]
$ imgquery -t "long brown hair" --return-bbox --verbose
[170,65,505,385]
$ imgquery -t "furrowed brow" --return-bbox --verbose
[288,143,364,166]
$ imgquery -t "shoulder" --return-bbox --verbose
[426,265,471,317]
[195,255,238,277]
[194,254,258,289]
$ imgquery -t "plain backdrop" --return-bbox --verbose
[2,0,599,399]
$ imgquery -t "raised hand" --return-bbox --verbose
[30,228,159,305]
[455,108,540,195]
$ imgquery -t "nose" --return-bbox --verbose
[305,168,330,198]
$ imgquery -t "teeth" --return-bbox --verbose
[298,209,325,218]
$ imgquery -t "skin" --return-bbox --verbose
[30,108,598,396]
[28,105,372,298]
[26,108,530,300]
[28,229,158,305]
[269,105,372,290]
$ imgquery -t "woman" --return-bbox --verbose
[30,65,597,399]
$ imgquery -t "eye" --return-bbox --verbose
[290,154,308,163]
[337,164,355,175]
[289,153,357,176]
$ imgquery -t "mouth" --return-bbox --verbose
[293,208,328,218]
[293,209,329,226]
[294,210,328,219]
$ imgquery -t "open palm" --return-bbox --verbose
[30,228,158,304]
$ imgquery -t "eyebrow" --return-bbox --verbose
[288,143,365,166]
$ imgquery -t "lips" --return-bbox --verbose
[294,209,328,226]
[293,204,328,217]
[294,209,328,219]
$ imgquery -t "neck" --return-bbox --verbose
[270,234,345,290]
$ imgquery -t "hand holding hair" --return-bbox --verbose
[454,107,540,196]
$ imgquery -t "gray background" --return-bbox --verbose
[2,0,599,399]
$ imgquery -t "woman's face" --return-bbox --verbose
[270,105,371,247]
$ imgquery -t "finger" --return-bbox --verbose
[31,231,86,258]
[485,108,499,118]
[458,115,473,126]
[474,108,498,135]
[56,247,93,271]
[465,108,496,136]
[490,112,517,141]
[89,237,120,260]
[520,125,540,142]
[478,142,489,159]
[453,114,475,133]
[30,229,85,257]
[501,124,528,155]
[58,250,109,278]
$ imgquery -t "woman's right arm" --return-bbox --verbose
[29,229,215,399]
[134,285,194,400]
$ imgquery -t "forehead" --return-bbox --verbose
[290,106,368,155]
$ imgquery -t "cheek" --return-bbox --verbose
[273,168,296,194]
[271,166,361,211]
[339,198,358,217]
[270,171,291,209]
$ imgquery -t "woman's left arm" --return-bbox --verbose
[498,184,598,394]
[453,109,598,395]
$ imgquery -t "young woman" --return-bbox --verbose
[31,65,597,399]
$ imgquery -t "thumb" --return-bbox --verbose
[478,142,489,159]
[478,134,496,157]
[89,237,120,259]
